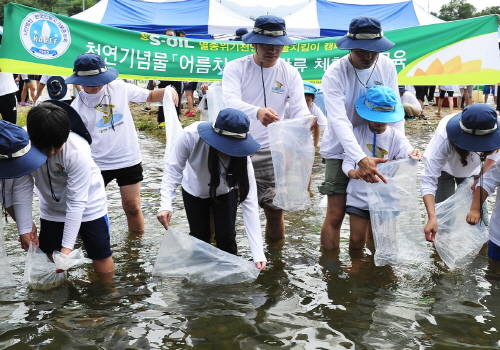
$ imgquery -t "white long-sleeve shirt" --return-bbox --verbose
[480,162,500,246]
[343,124,413,210]
[0,176,33,235]
[30,133,107,249]
[422,113,500,196]
[319,54,403,162]
[401,91,422,112]
[222,55,310,148]
[70,79,149,171]
[160,122,266,263]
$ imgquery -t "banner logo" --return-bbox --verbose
[20,12,71,59]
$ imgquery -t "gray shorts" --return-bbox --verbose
[318,158,349,195]
[250,147,280,210]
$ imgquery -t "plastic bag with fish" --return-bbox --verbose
[268,116,315,211]
[434,179,489,270]
[24,243,66,290]
[206,82,225,123]
[153,229,259,284]
[367,158,430,266]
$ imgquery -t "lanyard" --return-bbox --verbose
[372,132,377,157]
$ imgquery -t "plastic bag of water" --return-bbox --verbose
[153,229,259,284]
[53,249,91,271]
[0,218,16,288]
[367,159,430,266]
[24,243,66,290]
[268,116,315,211]
[434,179,489,270]
[207,82,225,123]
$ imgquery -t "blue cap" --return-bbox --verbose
[336,17,394,52]
[66,53,118,87]
[198,108,260,157]
[46,76,68,100]
[304,82,318,96]
[355,85,404,123]
[0,121,47,179]
[446,104,500,152]
[242,15,294,46]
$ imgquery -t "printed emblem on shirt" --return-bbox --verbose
[366,144,388,158]
[272,81,286,94]
[52,163,67,177]
[95,104,124,132]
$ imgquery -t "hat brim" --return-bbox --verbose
[0,144,46,179]
[242,32,294,46]
[198,122,260,157]
[65,67,118,87]
[446,113,500,152]
[47,76,68,100]
[336,36,394,52]
[46,100,92,145]
[355,95,404,123]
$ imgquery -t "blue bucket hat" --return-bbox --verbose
[446,104,500,152]
[242,15,294,46]
[355,85,404,123]
[46,76,68,100]
[336,17,394,52]
[304,82,318,96]
[46,100,92,145]
[198,108,260,157]
[66,53,119,87]
[0,121,47,179]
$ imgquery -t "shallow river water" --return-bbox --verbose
[1,122,499,349]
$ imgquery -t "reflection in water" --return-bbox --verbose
[0,127,499,348]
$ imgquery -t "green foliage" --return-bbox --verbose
[476,6,500,16]
[436,0,476,21]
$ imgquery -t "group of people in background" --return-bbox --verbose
[1,14,500,285]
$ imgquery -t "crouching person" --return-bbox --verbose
[157,108,267,270]
[26,102,114,276]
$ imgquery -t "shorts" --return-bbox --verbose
[483,85,496,95]
[250,147,280,210]
[439,90,454,98]
[345,205,370,219]
[39,215,112,260]
[459,85,473,96]
[183,82,197,91]
[403,103,421,118]
[318,158,349,195]
[488,240,500,261]
[101,162,143,187]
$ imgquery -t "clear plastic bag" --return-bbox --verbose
[367,159,430,266]
[152,230,259,284]
[206,82,225,123]
[0,218,16,288]
[434,179,489,270]
[268,116,315,211]
[53,249,91,271]
[24,243,66,290]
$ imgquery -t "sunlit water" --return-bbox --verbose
[1,122,499,349]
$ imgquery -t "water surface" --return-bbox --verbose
[1,122,499,349]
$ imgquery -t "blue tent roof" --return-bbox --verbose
[317,0,420,37]
[74,0,442,38]
[101,0,209,34]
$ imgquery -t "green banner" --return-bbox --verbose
[0,3,499,84]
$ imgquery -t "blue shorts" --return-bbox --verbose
[488,240,500,261]
[39,215,112,260]
[345,205,370,220]
[483,85,496,95]
[183,82,197,91]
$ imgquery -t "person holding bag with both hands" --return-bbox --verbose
[157,108,267,270]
